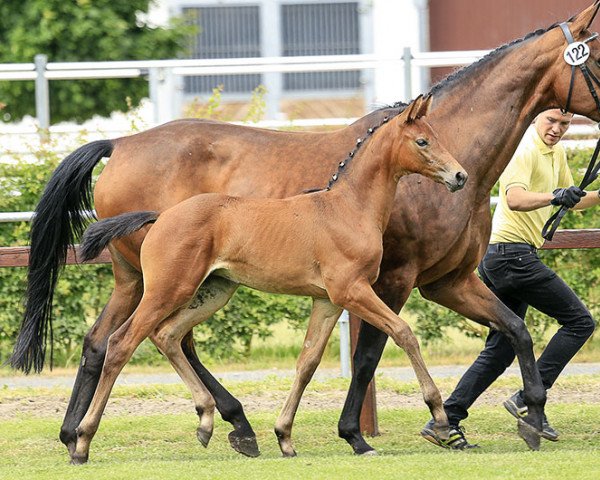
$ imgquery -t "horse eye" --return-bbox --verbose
[416,138,428,147]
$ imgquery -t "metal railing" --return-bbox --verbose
[0,49,490,128]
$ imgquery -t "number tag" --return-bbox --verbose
[563,41,591,66]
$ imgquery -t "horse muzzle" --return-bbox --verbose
[445,170,468,192]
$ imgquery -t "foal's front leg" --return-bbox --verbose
[329,279,450,442]
[274,298,342,457]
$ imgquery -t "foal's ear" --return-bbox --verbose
[402,94,423,124]
[415,94,433,119]
[569,1,600,35]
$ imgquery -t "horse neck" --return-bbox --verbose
[429,32,562,201]
[331,125,400,231]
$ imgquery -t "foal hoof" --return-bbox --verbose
[517,419,541,451]
[228,431,260,458]
[196,428,213,448]
[65,442,76,457]
[281,449,297,458]
[70,453,89,465]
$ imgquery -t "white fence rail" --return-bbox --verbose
[1,50,491,127]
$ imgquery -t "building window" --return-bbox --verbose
[282,2,361,91]
[184,5,262,94]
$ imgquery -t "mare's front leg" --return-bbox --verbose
[59,251,143,456]
[337,284,410,455]
[274,298,342,457]
[330,279,450,446]
[150,276,260,457]
[420,271,545,450]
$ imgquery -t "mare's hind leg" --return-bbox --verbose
[60,248,143,456]
[150,276,260,457]
[420,272,545,450]
[329,279,450,442]
[180,331,260,457]
[274,299,342,457]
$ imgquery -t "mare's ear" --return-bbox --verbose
[400,94,423,123]
[569,1,600,36]
[415,94,433,119]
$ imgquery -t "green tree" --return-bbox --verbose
[0,0,190,123]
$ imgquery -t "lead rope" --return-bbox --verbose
[542,23,600,241]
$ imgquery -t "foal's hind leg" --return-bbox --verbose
[150,277,260,456]
[60,249,143,456]
[329,279,450,441]
[274,298,342,457]
[72,293,186,464]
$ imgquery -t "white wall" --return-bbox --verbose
[371,0,428,105]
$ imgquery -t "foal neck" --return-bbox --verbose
[324,119,404,230]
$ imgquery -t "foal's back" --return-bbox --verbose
[141,191,384,298]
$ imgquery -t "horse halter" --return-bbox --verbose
[542,23,600,241]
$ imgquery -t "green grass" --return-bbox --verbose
[1,376,599,479]
[0,406,599,480]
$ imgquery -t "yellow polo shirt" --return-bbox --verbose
[490,126,574,248]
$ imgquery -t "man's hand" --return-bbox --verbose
[551,186,587,208]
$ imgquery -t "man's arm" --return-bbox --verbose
[506,186,600,211]
[574,190,600,210]
[506,187,553,211]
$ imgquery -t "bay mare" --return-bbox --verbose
[11,1,600,458]
[68,96,467,463]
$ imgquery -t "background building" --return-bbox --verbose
[154,0,591,119]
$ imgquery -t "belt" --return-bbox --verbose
[488,243,537,254]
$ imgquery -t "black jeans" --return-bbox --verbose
[444,242,596,426]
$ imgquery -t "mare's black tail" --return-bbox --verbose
[79,211,158,262]
[10,140,114,373]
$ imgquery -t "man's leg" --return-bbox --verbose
[518,263,596,389]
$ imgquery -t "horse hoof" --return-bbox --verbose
[196,428,212,448]
[282,449,297,458]
[70,453,89,465]
[358,449,378,456]
[65,442,76,457]
[228,431,260,458]
[517,419,541,451]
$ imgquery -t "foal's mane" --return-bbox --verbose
[302,103,407,194]
[429,22,560,96]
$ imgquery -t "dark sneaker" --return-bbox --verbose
[503,391,559,442]
[421,419,479,450]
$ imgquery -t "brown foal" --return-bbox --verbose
[72,95,467,463]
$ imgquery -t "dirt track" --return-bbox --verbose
[2,364,599,419]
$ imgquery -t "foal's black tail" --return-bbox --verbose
[10,140,114,374]
[79,211,158,262]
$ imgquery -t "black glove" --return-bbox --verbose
[551,186,586,208]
